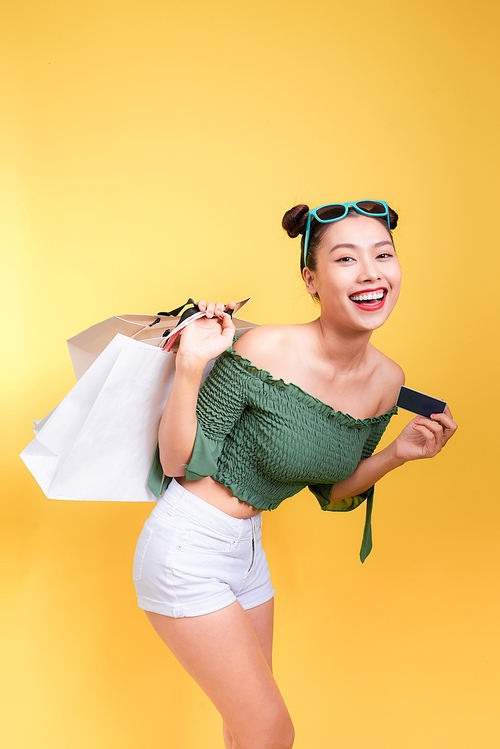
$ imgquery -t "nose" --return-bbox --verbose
[357,255,381,284]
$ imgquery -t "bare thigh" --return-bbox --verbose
[245,597,274,671]
[145,598,294,749]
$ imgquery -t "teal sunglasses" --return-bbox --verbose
[303,200,395,266]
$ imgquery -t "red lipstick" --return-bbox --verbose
[349,287,387,311]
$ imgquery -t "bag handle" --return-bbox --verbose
[148,299,200,329]
[151,298,235,334]
[157,298,199,318]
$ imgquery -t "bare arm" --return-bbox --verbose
[158,360,206,476]
[158,300,235,476]
[329,407,458,502]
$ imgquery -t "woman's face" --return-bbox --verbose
[303,214,402,332]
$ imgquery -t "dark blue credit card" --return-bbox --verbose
[396,386,447,419]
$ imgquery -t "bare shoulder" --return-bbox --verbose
[374,348,405,385]
[234,324,296,370]
[370,345,405,412]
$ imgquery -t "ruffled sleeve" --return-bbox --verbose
[184,351,248,480]
[308,409,397,562]
[148,351,248,496]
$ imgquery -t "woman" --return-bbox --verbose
[133,200,457,749]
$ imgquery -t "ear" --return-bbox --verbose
[302,266,318,296]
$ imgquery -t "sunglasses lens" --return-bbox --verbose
[356,201,386,216]
[315,204,346,221]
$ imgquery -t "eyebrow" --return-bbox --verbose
[330,240,394,252]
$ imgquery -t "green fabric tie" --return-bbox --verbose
[359,494,373,563]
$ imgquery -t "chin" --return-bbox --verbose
[351,309,393,332]
[351,296,398,329]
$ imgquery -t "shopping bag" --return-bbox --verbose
[19,334,217,501]
[21,296,258,501]
[67,297,254,379]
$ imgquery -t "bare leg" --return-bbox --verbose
[145,598,294,749]
[222,598,276,748]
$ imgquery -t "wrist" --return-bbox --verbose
[389,438,409,467]
[175,352,208,378]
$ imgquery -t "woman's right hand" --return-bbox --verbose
[392,405,458,464]
[175,300,236,370]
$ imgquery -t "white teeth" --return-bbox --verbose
[350,290,385,302]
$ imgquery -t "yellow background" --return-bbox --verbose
[2,0,499,746]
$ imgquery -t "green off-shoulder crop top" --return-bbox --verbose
[148,348,398,561]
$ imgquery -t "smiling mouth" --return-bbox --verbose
[349,289,387,309]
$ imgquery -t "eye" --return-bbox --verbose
[336,256,355,263]
[377,252,393,259]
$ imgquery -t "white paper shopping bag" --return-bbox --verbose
[20,334,216,501]
[66,298,254,379]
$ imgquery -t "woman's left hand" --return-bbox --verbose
[393,405,458,463]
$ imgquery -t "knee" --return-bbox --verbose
[278,720,295,749]
[233,714,295,749]
[259,715,295,749]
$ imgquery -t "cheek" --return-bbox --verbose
[317,274,348,302]
[389,267,402,305]
[390,262,402,289]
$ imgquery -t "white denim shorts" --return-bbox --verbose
[133,479,275,618]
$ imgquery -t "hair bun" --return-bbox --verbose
[282,204,309,238]
[388,207,399,230]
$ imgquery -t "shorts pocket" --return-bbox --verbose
[182,526,233,554]
[133,524,152,581]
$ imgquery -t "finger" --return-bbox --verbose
[205,301,216,318]
[225,300,237,312]
[430,412,455,430]
[431,411,458,443]
[197,300,207,312]
[412,421,436,442]
[221,311,236,336]
[419,417,445,450]
[221,312,235,331]
[412,421,439,452]
[214,301,226,317]
[416,416,443,434]
[444,404,455,420]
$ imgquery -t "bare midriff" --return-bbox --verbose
[176,475,262,519]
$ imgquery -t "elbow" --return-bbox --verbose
[328,491,350,503]
[328,484,350,503]
[161,464,186,478]
[159,446,187,478]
